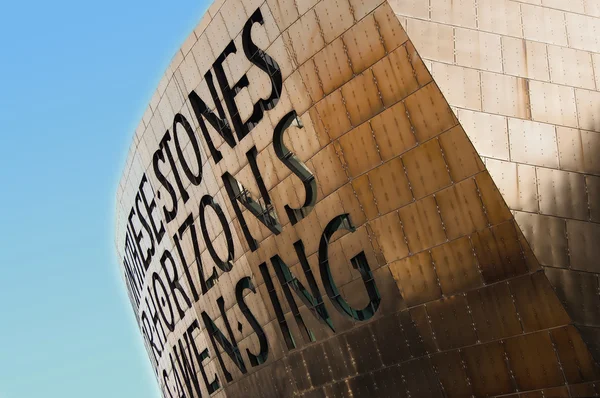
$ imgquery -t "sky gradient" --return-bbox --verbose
[0,1,211,396]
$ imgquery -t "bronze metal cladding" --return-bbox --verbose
[115,0,600,396]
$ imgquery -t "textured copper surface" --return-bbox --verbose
[115,0,600,396]
[391,1,600,392]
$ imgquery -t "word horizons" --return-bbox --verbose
[120,8,381,398]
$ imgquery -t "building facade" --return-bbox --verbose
[115,0,600,396]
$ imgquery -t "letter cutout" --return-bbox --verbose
[273,111,317,225]
[318,214,381,321]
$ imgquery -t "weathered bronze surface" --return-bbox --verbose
[116,0,600,396]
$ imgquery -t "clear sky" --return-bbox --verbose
[0,1,210,397]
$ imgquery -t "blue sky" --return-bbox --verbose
[0,1,210,396]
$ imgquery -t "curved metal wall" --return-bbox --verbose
[390,0,600,392]
[115,0,600,396]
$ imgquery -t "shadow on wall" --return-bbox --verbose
[543,106,600,361]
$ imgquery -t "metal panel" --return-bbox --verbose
[504,331,565,390]
[389,251,442,306]
[567,219,600,272]
[402,138,452,199]
[466,281,522,342]
[426,295,478,350]
[430,236,483,296]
